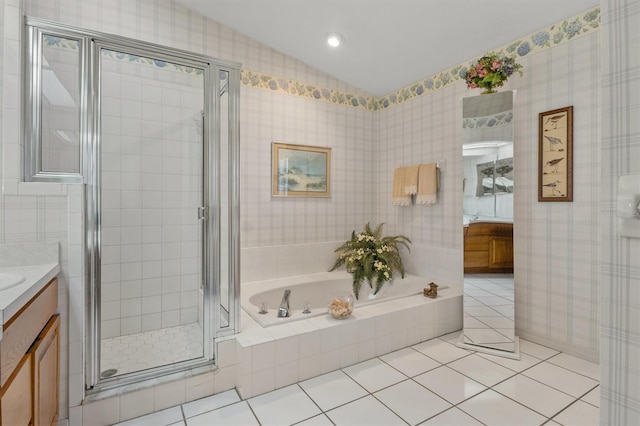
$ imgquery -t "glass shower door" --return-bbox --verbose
[98,47,206,378]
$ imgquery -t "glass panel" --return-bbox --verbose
[40,34,81,173]
[98,48,205,377]
[219,70,230,328]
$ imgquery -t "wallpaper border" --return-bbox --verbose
[241,6,600,111]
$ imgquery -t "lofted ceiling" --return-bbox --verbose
[175,0,600,97]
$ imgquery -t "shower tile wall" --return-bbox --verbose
[99,54,204,338]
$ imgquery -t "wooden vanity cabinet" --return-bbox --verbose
[0,278,59,426]
[464,222,513,273]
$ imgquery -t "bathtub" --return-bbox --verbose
[242,271,443,327]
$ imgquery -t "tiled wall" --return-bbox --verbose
[600,1,640,423]
[99,53,204,338]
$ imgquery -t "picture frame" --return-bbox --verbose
[538,106,573,202]
[271,142,331,197]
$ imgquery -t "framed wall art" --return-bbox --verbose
[538,106,573,202]
[272,142,331,197]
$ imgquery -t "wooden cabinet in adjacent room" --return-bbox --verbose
[0,278,59,426]
[464,222,513,273]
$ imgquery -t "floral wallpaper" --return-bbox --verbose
[462,112,513,130]
[242,7,600,111]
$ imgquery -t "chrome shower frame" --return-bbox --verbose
[24,17,241,398]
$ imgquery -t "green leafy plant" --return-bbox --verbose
[463,52,523,93]
[330,223,411,299]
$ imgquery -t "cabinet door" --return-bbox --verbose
[489,237,514,268]
[31,314,60,426]
[0,352,33,426]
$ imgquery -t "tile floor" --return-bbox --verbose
[462,274,515,352]
[115,332,599,426]
[101,323,204,377]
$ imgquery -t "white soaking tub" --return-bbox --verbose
[242,271,444,327]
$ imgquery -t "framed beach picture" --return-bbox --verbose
[272,142,331,197]
[538,106,573,202]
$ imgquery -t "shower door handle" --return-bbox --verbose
[197,207,208,220]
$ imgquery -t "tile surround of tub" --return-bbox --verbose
[235,290,463,399]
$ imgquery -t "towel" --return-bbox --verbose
[403,164,420,195]
[416,163,439,205]
[392,167,411,206]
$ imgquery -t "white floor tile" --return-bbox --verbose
[547,352,600,380]
[447,354,516,387]
[186,401,258,426]
[463,316,488,328]
[326,395,406,426]
[475,316,514,329]
[458,389,546,425]
[519,339,559,360]
[296,414,334,425]
[522,361,599,398]
[248,384,321,426]
[299,370,368,411]
[462,328,513,344]
[342,358,407,392]
[115,407,183,426]
[463,306,504,317]
[412,339,471,364]
[414,366,486,405]
[581,385,600,407]
[182,389,240,419]
[374,380,451,425]
[476,351,542,373]
[379,347,441,377]
[553,400,599,426]
[422,407,483,425]
[438,331,462,345]
[493,374,576,418]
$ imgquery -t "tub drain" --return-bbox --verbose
[101,369,117,378]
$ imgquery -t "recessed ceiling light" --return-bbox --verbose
[326,33,343,47]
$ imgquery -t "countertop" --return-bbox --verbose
[0,242,60,340]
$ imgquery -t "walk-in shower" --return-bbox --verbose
[24,18,240,394]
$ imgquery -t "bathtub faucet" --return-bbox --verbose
[277,289,291,318]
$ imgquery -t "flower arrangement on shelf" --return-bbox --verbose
[463,52,523,94]
[330,223,411,299]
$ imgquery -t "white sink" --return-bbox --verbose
[0,273,25,291]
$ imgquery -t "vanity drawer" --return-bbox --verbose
[0,278,58,388]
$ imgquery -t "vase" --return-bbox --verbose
[327,292,354,319]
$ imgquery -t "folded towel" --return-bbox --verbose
[416,163,438,205]
[392,167,411,206]
[403,164,420,195]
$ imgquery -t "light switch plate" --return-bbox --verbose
[618,173,640,238]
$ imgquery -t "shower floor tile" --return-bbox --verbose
[101,322,204,377]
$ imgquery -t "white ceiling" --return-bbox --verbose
[175,0,599,97]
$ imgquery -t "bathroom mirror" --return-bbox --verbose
[459,90,519,358]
